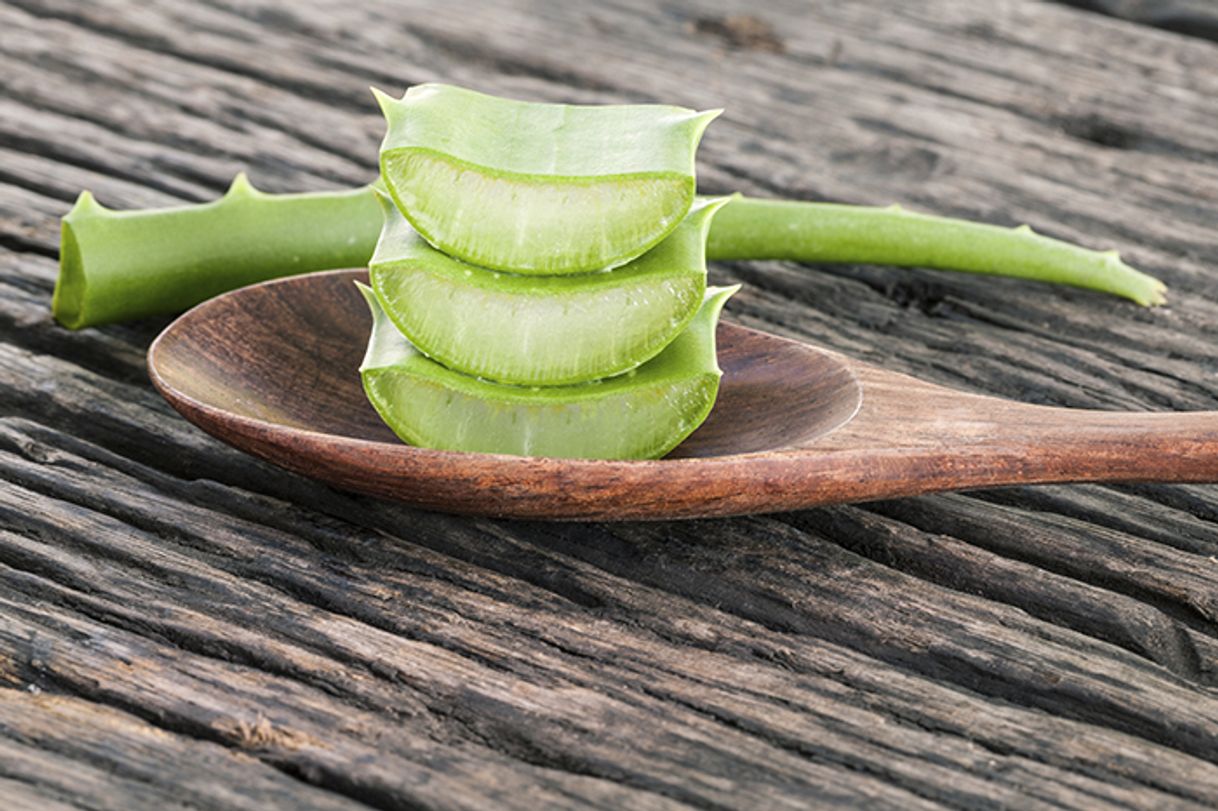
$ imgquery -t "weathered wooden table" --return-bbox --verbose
[3,1,1218,807]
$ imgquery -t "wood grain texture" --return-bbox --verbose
[1054,0,1218,42]
[2,0,1218,807]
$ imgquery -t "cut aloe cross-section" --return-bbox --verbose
[358,283,737,460]
[374,83,720,275]
[369,194,729,387]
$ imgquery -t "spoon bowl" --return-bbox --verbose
[149,269,1218,520]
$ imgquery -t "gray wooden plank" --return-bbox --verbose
[1054,0,1218,42]
[2,411,1217,807]
[2,0,1218,808]
[0,689,371,811]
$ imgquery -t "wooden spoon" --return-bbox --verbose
[148,269,1218,520]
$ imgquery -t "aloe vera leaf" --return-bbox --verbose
[370,194,730,386]
[51,185,1167,330]
[374,84,720,275]
[53,175,382,329]
[358,283,736,460]
[708,198,1167,306]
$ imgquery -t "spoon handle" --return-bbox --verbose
[802,362,1218,501]
[940,408,1218,485]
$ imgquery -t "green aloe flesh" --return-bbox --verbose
[375,83,719,275]
[359,283,736,459]
[370,194,729,386]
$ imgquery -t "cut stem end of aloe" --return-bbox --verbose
[52,176,383,329]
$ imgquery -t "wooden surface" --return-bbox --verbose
[150,269,1218,520]
[2,0,1218,807]
[1058,0,1218,42]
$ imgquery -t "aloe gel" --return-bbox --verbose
[374,84,720,275]
[369,195,730,386]
[358,283,736,459]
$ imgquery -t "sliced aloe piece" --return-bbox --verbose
[358,283,737,460]
[374,83,720,275]
[369,195,729,386]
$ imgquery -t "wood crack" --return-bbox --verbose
[788,505,1215,684]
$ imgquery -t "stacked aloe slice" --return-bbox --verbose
[358,83,736,460]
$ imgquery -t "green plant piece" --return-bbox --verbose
[374,84,719,274]
[52,185,1167,330]
[358,282,736,459]
[370,194,729,386]
[53,175,382,329]
[708,198,1167,306]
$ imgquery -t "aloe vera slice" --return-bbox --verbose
[358,283,736,460]
[369,195,729,386]
[374,84,720,275]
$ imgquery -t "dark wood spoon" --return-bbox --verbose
[148,269,1218,520]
